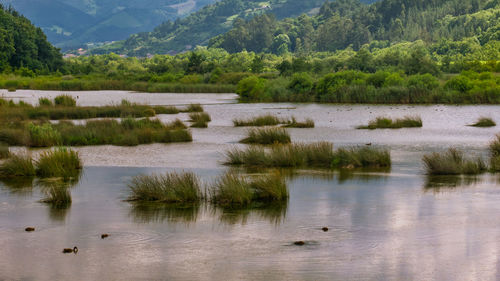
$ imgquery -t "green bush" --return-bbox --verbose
[236,76,269,102]
[54,95,76,107]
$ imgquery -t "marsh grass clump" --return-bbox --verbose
[40,183,72,209]
[128,172,201,203]
[36,148,82,179]
[233,114,284,127]
[225,142,391,169]
[358,116,422,129]
[240,128,291,144]
[38,97,53,106]
[189,112,211,128]
[0,142,9,159]
[489,135,500,171]
[182,103,204,113]
[54,95,76,107]
[332,147,392,168]
[283,117,315,128]
[422,148,487,175]
[210,172,288,207]
[0,154,36,178]
[470,117,496,127]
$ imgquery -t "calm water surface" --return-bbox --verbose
[1,90,500,280]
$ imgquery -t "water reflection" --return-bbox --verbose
[423,175,480,191]
[214,201,288,225]
[129,203,200,224]
[0,177,34,195]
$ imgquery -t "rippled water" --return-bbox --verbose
[1,90,500,280]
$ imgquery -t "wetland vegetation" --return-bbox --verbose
[422,148,487,175]
[240,128,291,145]
[357,116,423,129]
[469,117,496,127]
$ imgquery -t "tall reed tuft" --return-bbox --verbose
[422,148,486,175]
[233,114,283,127]
[0,154,36,178]
[189,112,211,128]
[283,117,315,128]
[489,134,500,171]
[54,95,76,107]
[182,104,204,113]
[128,172,201,203]
[40,182,72,209]
[36,148,82,179]
[240,127,291,144]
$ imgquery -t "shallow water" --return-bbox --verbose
[1,90,500,280]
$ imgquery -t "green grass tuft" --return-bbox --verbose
[233,114,283,127]
[40,182,72,209]
[358,116,422,129]
[489,134,500,171]
[0,154,36,178]
[128,172,201,203]
[422,148,487,175]
[38,97,53,106]
[225,142,391,169]
[240,127,291,144]
[282,117,315,128]
[182,104,204,113]
[470,117,496,127]
[36,148,82,179]
[54,95,76,107]
[189,112,211,128]
[210,172,288,206]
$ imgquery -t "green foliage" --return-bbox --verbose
[36,148,82,179]
[128,172,201,203]
[28,123,62,147]
[0,154,36,178]
[423,148,487,175]
[236,76,269,102]
[282,117,315,128]
[182,104,204,113]
[233,114,284,127]
[358,116,423,129]
[240,128,291,145]
[0,142,9,159]
[189,112,211,128]
[40,181,72,209]
[38,97,53,106]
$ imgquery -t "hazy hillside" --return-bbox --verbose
[93,0,379,56]
[0,0,217,50]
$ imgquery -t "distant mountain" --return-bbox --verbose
[93,0,379,56]
[0,0,218,50]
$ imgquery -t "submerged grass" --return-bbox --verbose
[0,154,36,178]
[36,148,82,179]
[127,172,201,203]
[225,142,391,169]
[469,117,496,127]
[422,148,487,175]
[358,116,422,129]
[240,128,291,144]
[210,172,288,207]
[0,118,192,147]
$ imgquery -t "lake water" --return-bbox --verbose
[1,90,500,280]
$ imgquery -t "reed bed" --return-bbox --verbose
[0,154,36,178]
[181,104,204,113]
[225,142,391,169]
[127,172,201,203]
[469,117,496,127]
[0,118,192,147]
[36,148,82,179]
[422,148,487,175]
[358,116,422,129]
[240,127,291,145]
[210,172,288,207]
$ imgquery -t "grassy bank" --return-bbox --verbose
[358,116,422,129]
[0,118,192,147]
[225,142,391,169]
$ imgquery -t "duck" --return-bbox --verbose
[322,227,329,232]
[101,234,109,239]
[25,227,35,232]
[62,246,78,254]
[293,241,305,246]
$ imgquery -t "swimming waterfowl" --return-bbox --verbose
[101,234,109,239]
[25,227,35,232]
[322,227,329,232]
[293,241,305,246]
[62,246,78,254]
